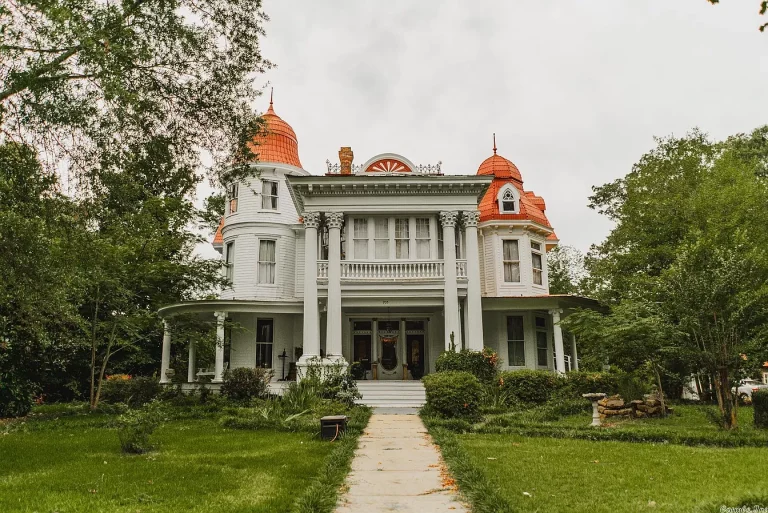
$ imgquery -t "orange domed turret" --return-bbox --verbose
[477,135,554,230]
[247,91,303,168]
[477,136,523,183]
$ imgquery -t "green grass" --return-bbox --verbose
[0,411,334,513]
[456,432,768,513]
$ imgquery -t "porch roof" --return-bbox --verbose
[158,299,303,318]
[481,294,603,312]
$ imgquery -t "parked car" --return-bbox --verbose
[735,379,768,404]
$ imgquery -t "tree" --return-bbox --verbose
[561,301,687,415]
[0,1,273,413]
[1,0,271,180]
[585,126,768,429]
[546,245,587,295]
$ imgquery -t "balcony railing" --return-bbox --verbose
[316,260,467,281]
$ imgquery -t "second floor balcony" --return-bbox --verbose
[317,260,467,282]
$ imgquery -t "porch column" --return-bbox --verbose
[440,211,460,351]
[301,212,321,360]
[214,311,226,382]
[463,211,484,351]
[550,308,566,374]
[187,340,197,383]
[325,212,345,361]
[571,333,579,371]
[160,320,171,384]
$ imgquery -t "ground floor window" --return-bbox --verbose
[506,315,525,366]
[256,319,273,368]
[535,316,548,367]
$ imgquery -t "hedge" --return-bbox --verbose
[435,348,499,384]
[422,371,483,419]
[753,389,768,429]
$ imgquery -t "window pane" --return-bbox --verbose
[504,262,520,282]
[536,330,548,367]
[354,239,368,259]
[395,218,409,238]
[416,240,430,259]
[374,240,389,259]
[532,253,542,270]
[502,200,515,212]
[503,240,519,261]
[225,242,235,281]
[416,218,430,238]
[354,218,368,238]
[531,242,541,251]
[374,218,388,238]
[533,269,542,285]
[507,316,524,341]
[395,239,409,259]
[535,316,546,329]
[257,319,274,342]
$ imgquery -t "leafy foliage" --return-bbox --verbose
[114,400,165,454]
[422,371,482,419]
[435,348,500,384]
[752,390,768,429]
[497,370,565,404]
[220,368,273,404]
[100,376,162,407]
[546,245,587,295]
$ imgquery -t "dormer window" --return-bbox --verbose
[498,184,519,214]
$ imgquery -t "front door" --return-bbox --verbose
[377,320,401,380]
[406,334,425,379]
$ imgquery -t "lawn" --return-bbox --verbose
[0,408,334,513]
[457,432,768,513]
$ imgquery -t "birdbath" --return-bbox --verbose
[582,393,607,427]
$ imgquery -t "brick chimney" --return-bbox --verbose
[339,147,354,175]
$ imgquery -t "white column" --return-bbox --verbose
[213,311,226,382]
[463,211,484,351]
[300,212,321,362]
[187,340,197,383]
[160,319,171,384]
[550,308,565,374]
[325,212,345,362]
[571,333,579,371]
[440,211,460,351]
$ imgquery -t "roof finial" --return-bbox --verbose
[493,133,497,155]
[270,87,273,106]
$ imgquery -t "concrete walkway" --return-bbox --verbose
[335,413,468,513]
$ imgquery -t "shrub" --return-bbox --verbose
[0,373,38,418]
[753,389,768,429]
[101,376,162,406]
[498,370,565,404]
[220,367,272,403]
[479,382,520,413]
[561,371,620,398]
[422,371,482,419]
[115,401,165,454]
[435,348,499,384]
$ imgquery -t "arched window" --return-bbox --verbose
[497,184,519,214]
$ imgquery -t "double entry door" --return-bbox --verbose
[351,318,427,380]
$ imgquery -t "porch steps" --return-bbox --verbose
[355,381,426,408]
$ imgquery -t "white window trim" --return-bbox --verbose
[497,183,520,214]
[256,237,278,287]
[501,238,522,284]
[260,179,279,211]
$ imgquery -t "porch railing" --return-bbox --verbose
[317,260,469,281]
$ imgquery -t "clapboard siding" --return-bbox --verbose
[229,313,298,378]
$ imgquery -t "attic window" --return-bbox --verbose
[498,185,519,214]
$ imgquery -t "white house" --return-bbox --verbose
[157,98,597,385]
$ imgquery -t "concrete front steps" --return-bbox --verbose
[355,381,426,408]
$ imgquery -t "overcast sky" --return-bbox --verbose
[199,0,768,256]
